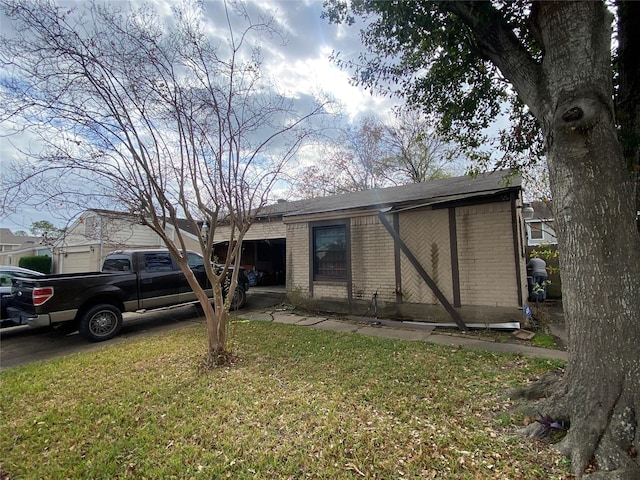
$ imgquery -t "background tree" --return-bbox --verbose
[295,111,458,197]
[0,0,327,367]
[295,116,387,196]
[324,1,640,478]
[29,220,58,237]
[29,220,63,248]
[380,107,460,184]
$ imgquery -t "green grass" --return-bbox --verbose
[532,332,557,349]
[1,321,571,479]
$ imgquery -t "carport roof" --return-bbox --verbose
[264,170,521,219]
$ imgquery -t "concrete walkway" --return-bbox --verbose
[239,306,568,362]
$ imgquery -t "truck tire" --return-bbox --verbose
[229,286,246,311]
[223,276,246,311]
[78,304,123,342]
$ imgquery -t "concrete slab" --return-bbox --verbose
[356,325,432,342]
[237,312,275,322]
[513,329,536,340]
[313,319,359,333]
[295,317,329,326]
[345,316,437,332]
[270,313,304,325]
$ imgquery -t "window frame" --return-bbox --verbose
[528,221,544,240]
[310,220,350,282]
[143,252,174,272]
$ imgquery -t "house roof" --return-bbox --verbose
[0,228,42,249]
[70,209,202,238]
[264,171,521,219]
[529,200,554,220]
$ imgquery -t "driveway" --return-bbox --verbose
[0,289,286,370]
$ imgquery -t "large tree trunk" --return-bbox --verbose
[536,3,640,478]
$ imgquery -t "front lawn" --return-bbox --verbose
[0,320,572,479]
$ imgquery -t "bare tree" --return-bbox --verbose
[293,116,385,196]
[293,110,461,198]
[380,108,461,184]
[0,0,328,366]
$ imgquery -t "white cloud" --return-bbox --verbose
[265,48,392,121]
[0,0,397,229]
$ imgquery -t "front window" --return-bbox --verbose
[313,224,347,280]
[84,214,100,239]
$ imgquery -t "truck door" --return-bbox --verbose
[139,251,180,309]
[178,252,212,303]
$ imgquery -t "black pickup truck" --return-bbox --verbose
[6,249,248,342]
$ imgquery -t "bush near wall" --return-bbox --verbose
[19,255,52,274]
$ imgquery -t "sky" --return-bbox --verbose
[0,0,403,232]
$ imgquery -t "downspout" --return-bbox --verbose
[510,191,525,306]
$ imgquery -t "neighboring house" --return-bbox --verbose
[215,171,532,324]
[0,228,51,269]
[53,210,202,273]
[523,201,562,299]
[525,201,557,246]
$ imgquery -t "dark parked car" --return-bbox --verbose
[0,266,44,324]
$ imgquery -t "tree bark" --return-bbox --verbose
[533,2,640,477]
[206,282,231,367]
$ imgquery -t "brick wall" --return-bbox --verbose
[285,222,310,295]
[456,202,518,306]
[215,219,286,242]
[284,199,524,316]
[350,215,396,303]
[399,208,453,305]
[313,282,348,298]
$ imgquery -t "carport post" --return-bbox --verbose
[378,210,468,332]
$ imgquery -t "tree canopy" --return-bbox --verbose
[293,111,459,198]
[324,0,638,194]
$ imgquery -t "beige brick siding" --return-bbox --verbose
[285,200,522,311]
[350,215,396,303]
[313,282,348,298]
[285,222,310,295]
[399,208,453,305]
[214,220,286,242]
[456,202,518,306]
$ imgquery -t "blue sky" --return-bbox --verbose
[0,0,399,232]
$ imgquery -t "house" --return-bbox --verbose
[525,201,557,246]
[52,210,202,273]
[0,229,51,268]
[215,171,531,325]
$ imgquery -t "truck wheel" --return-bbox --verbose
[78,304,123,342]
[229,286,246,310]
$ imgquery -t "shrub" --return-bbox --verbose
[18,255,52,273]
